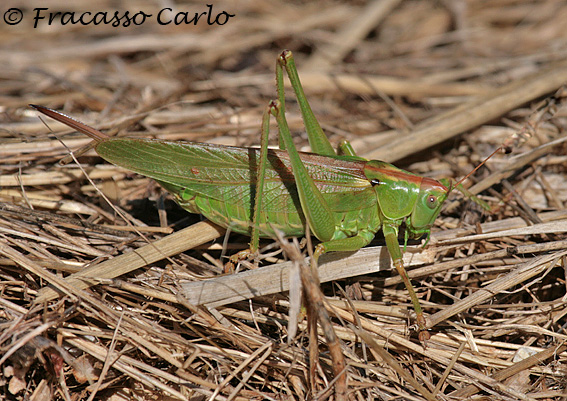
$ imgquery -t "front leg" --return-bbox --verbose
[382,223,429,341]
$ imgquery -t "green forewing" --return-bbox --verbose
[95,138,376,236]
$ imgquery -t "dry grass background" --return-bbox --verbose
[1,0,567,400]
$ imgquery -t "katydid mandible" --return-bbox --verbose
[32,50,485,340]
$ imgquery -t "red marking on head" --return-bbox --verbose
[421,177,448,193]
[191,168,200,175]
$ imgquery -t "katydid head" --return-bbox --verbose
[364,160,449,238]
[406,178,448,238]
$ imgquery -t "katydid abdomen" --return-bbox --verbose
[96,138,382,240]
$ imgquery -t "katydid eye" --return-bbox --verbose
[426,195,437,209]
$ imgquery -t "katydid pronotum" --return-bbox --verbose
[32,50,495,341]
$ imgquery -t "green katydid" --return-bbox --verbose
[31,50,493,340]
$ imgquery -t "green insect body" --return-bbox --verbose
[32,50,463,340]
[96,140,375,239]
[95,138,447,258]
